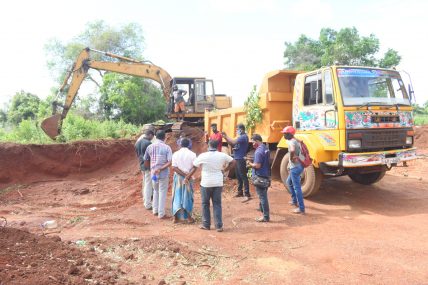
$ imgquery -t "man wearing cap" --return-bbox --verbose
[222,123,251,202]
[281,126,305,214]
[247,134,270,222]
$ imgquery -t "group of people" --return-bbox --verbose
[134,122,306,232]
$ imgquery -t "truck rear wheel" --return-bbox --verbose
[348,169,386,185]
[280,153,323,197]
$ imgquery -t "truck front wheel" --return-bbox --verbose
[280,153,323,197]
[348,169,386,185]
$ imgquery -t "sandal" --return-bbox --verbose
[199,225,210,230]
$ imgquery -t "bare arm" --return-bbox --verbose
[154,161,172,175]
[173,166,187,177]
[224,160,236,172]
[222,132,238,146]
[184,166,198,183]
[289,142,298,162]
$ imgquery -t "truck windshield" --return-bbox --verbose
[337,68,410,106]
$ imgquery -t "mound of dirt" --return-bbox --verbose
[0,139,136,189]
[0,227,130,285]
[414,125,428,152]
[0,127,208,190]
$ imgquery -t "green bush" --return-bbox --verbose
[414,114,428,126]
[0,112,140,144]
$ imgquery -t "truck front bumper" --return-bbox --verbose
[324,148,418,168]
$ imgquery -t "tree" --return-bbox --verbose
[284,27,401,70]
[99,73,167,124]
[7,91,41,125]
[45,20,145,84]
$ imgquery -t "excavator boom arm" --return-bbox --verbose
[41,48,173,139]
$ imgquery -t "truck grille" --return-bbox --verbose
[371,115,400,123]
[347,128,409,152]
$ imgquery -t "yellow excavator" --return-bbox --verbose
[41,47,232,139]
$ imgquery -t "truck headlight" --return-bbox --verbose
[406,136,413,145]
[348,139,361,149]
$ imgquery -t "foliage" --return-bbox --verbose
[99,73,167,124]
[0,112,140,144]
[44,20,145,84]
[7,91,41,125]
[414,114,428,126]
[243,85,263,131]
[284,27,401,70]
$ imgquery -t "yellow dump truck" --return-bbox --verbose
[205,67,417,197]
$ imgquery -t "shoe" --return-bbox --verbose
[288,201,297,206]
[200,225,210,230]
[256,208,262,212]
[146,206,153,211]
[216,228,224,232]
[153,212,158,216]
[255,217,269,222]
[234,193,244,198]
[159,215,171,220]
[241,196,251,203]
[292,208,305,215]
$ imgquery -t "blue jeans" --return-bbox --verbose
[255,185,270,221]
[286,164,305,212]
[201,186,223,229]
[236,159,250,197]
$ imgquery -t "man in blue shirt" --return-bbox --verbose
[247,134,270,222]
[222,123,250,202]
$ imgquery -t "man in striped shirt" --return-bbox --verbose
[144,130,172,219]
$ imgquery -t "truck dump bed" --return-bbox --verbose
[205,70,301,143]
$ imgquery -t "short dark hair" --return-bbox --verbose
[208,139,219,150]
[180,138,190,148]
[211,123,217,127]
[237,123,245,131]
[145,129,154,136]
[251,134,262,142]
[156,130,166,140]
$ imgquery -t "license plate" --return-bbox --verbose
[382,157,400,164]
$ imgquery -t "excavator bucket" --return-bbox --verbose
[41,114,62,140]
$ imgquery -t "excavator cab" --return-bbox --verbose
[169,77,216,118]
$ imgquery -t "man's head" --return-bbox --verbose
[251,134,263,148]
[208,139,219,151]
[180,138,190,148]
[173,84,178,91]
[211,123,218,133]
[237,123,245,135]
[281,126,296,140]
[144,129,155,140]
[156,130,166,141]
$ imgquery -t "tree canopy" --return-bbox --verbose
[284,27,401,71]
[99,73,167,124]
[45,20,145,84]
[7,91,41,124]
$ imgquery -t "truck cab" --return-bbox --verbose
[276,66,417,196]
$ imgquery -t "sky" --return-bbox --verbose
[0,0,427,108]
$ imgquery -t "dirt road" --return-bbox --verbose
[1,126,427,284]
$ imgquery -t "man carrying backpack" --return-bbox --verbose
[281,126,305,214]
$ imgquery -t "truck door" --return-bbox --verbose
[194,79,216,113]
[297,69,339,149]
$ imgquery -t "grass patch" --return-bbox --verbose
[414,114,428,126]
[69,216,84,224]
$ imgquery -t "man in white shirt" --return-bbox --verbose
[171,138,197,223]
[185,140,235,232]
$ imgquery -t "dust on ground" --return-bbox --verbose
[1,126,428,284]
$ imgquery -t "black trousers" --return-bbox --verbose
[235,159,250,197]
